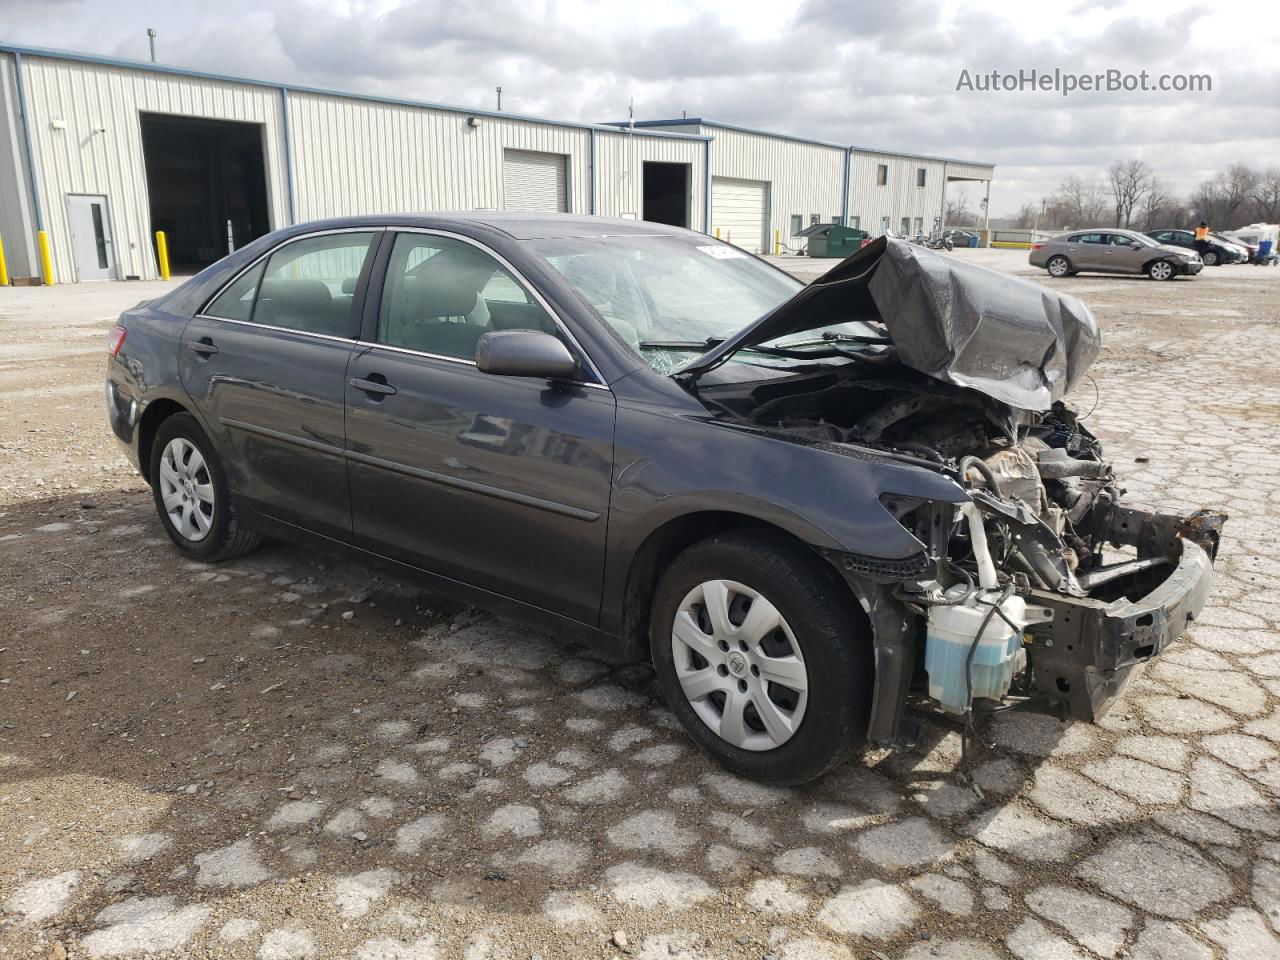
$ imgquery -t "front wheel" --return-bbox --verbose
[943,238,954,251]
[1147,259,1176,281]
[649,531,872,784]
[150,413,262,562]
[1046,255,1072,278]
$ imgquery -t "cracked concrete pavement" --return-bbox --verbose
[1,252,1278,959]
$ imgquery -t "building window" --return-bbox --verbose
[900,217,911,235]
[876,164,888,186]
[916,168,927,188]
[790,215,803,237]
[833,216,844,226]
[914,217,924,234]
[850,216,861,229]
[880,216,890,234]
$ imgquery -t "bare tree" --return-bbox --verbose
[1218,164,1258,226]
[1108,159,1154,228]
[1251,168,1280,223]
[1050,175,1109,228]
[945,189,973,227]
[1138,175,1178,231]
[1011,202,1039,229]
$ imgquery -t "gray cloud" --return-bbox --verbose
[3,0,1275,213]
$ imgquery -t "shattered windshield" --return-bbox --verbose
[526,234,878,372]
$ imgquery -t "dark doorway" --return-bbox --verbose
[140,113,271,272]
[643,162,691,228]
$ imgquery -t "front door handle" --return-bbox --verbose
[350,376,397,397]
[189,338,218,356]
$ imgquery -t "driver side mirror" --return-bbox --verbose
[475,330,580,380]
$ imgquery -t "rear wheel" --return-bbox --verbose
[1202,250,1220,266]
[1147,259,1176,281]
[149,413,261,562]
[649,531,871,784]
[1046,255,1072,278]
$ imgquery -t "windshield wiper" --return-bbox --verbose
[773,331,893,349]
[641,338,842,360]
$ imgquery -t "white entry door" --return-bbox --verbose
[67,194,116,281]
[711,177,768,253]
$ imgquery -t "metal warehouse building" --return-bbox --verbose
[0,44,993,283]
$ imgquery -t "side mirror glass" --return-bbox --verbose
[475,330,580,380]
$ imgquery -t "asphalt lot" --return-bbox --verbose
[2,250,1279,959]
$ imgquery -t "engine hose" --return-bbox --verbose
[957,455,1002,498]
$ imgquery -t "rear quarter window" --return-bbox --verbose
[204,263,264,322]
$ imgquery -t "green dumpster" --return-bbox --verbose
[797,223,870,258]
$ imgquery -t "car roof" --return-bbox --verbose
[275,212,698,241]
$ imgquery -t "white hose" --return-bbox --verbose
[961,502,999,590]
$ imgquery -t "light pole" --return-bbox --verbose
[147,28,157,63]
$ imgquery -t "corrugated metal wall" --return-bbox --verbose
[18,54,289,282]
[849,151,948,235]
[702,125,847,251]
[0,56,36,277]
[288,93,591,219]
[593,131,705,229]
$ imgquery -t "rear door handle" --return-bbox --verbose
[188,338,218,356]
[349,376,397,397]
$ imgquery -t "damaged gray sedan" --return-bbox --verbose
[106,216,1225,785]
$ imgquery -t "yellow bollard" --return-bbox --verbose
[774,229,780,255]
[155,230,171,280]
[37,230,54,285]
[0,237,8,286]
[715,228,720,240]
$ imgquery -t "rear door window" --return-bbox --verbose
[253,233,377,336]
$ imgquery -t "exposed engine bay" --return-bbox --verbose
[683,238,1226,740]
[701,358,1225,734]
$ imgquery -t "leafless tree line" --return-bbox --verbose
[1009,161,1280,232]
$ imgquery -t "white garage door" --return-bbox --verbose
[502,150,569,213]
[711,177,768,253]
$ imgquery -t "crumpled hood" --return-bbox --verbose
[681,237,1101,411]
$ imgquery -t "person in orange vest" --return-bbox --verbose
[1194,221,1210,257]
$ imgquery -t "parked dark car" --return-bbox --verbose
[1030,228,1202,279]
[106,216,1225,783]
[1146,228,1244,266]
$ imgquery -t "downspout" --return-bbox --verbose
[938,162,947,234]
[703,137,712,234]
[280,87,297,225]
[841,146,851,225]
[12,52,43,233]
[588,128,596,215]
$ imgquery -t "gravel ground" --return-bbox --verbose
[1,252,1279,959]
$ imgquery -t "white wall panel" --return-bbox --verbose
[20,55,289,282]
[0,55,36,277]
[289,94,591,220]
[593,131,705,229]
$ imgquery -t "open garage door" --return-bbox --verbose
[140,113,270,273]
[711,177,768,253]
[502,150,569,213]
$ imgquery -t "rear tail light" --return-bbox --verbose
[107,324,127,358]
[1031,243,1044,251]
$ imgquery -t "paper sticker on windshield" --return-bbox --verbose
[697,245,748,260]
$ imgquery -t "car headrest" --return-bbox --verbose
[340,276,358,295]
[405,249,496,318]
[259,278,332,313]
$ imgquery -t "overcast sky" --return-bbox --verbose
[7,0,1279,214]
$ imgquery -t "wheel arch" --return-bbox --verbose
[616,510,863,661]
[137,397,193,481]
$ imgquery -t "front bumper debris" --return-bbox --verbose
[1023,506,1224,721]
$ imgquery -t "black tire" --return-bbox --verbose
[1202,250,1219,266]
[149,413,261,562]
[1147,259,1176,281]
[1046,255,1072,278]
[649,530,872,785]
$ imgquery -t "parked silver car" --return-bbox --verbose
[1030,228,1203,280]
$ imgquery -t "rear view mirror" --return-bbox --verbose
[475,330,580,380]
